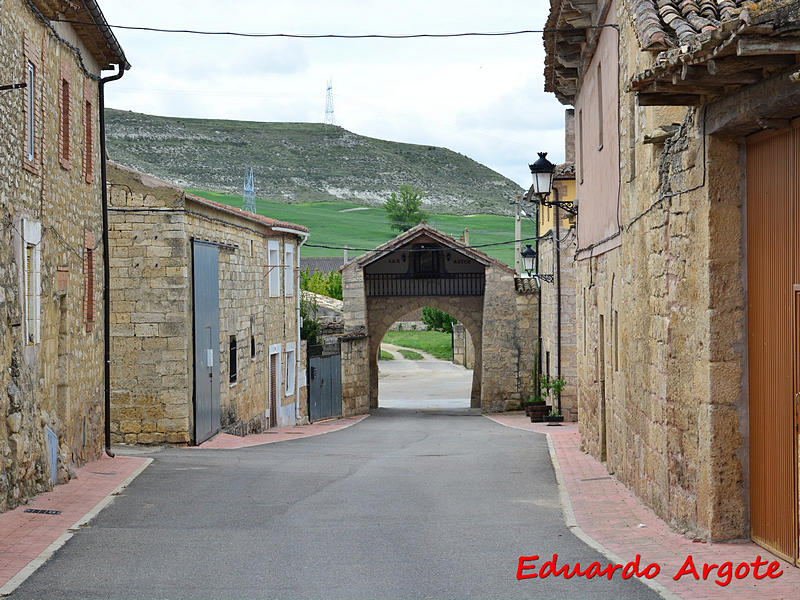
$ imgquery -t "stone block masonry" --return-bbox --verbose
[0,0,120,511]
[107,162,307,444]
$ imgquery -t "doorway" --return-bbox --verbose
[746,124,799,564]
[192,240,220,444]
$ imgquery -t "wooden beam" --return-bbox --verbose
[673,70,761,86]
[756,118,792,130]
[709,55,796,75]
[638,93,703,106]
[737,37,800,57]
[706,69,800,136]
[650,82,726,95]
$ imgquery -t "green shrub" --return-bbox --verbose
[421,307,457,334]
[300,293,320,346]
[300,268,342,300]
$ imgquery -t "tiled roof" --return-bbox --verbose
[186,194,309,234]
[349,223,511,272]
[630,1,800,105]
[32,1,129,69]
[632,0,746,49]
[299,257,345,274]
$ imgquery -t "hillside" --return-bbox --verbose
[188,191,521,266]
[104,109,524,216]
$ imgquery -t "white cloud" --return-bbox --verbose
[100,0,568,188]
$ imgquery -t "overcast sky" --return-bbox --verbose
[100,0,567,188]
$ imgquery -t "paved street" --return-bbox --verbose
[9,410,659,599]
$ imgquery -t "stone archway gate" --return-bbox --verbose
[338,224,538,413]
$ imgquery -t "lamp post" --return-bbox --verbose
[521,244,536,277]
[527,152,576,418]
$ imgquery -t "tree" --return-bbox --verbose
[421,307,457,334]
[384,184,427,232]
[300,292,320,346]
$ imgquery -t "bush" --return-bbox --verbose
[421,307,457,334]
[300,267,342,300]
[300,293,320,346]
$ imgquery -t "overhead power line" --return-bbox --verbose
[304,236,547,252]
[50,19,616,39]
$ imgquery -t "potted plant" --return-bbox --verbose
[544,408,564,425]
[527,396,549,422]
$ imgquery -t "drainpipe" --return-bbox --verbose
[100,64,125,457]
[295,233,308,422]
[554,185,562,416]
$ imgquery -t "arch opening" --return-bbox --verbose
[366,295,483,411]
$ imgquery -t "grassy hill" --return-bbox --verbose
[105,108,524,216]
[188,191,522,266]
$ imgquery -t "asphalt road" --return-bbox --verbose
[11,411,660,600]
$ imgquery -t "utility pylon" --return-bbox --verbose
[324,78,336,130]
[242,167,255,214]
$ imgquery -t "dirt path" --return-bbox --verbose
[378,343,472,409]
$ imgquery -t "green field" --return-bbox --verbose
[382,330,453,361]
[189,190,520,266]
[398,349,424,360]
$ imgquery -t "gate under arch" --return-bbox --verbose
[339,224,538,413]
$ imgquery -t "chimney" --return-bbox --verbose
[343,245,349,263]
[564,109,575,164]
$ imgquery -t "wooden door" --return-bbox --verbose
[747,125,799,563]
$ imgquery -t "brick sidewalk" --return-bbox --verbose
[189,414,369,449]
[0,454,151,595]
[486,413,799,600]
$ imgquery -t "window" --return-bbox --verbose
[251,335,256,358]
[83,230,95,331]
[268,240,280,297]
[285,342,296,396]
[83,98,93,183]
[546,351,551,380]
[284,243,294,297]
[25,61,35,162]
[22,219,41,344]
[59,60,72,170]
[597,62,604,150]
[229,336,237,383]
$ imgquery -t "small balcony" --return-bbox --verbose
[364,273,484,297]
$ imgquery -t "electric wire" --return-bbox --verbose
[49,20,618,39]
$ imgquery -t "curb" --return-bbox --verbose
[0,458,153,598]
[483,415,682,600]
[190,414,369,450]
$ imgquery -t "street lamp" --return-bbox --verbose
[529,152,555,198]
[521,244,536,277]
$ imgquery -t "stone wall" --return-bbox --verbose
[569,1,749,541]
[0,1,106,511]
[451,323,474,369]
[107,163,305,443]
[340,333,369,416]
[481,265,538,412]
[538,230,578,420]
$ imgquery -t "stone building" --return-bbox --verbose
[0,0,127,511]
[545,0,800,560]
[340,224,539,413]
[107,163,308,445]
[534,142,578,419]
